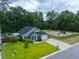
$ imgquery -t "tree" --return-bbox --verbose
[45,11,58,30]
[1,6,79,33]
[52,10,74,31]
[73,11,79,31]
[1,6,44,33]
[0,0,10,33]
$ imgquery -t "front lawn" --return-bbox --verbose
[2,42,58,59]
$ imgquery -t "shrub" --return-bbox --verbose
[26,38,33,43]
[24,37,33,43]
[18,38,24,42]
[10,37,18,43]
[24,41,28,48]
[18,36,24,42]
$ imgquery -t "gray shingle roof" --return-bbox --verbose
[45,43,79,59]
[18,26,33,35]
[32,31,47,35]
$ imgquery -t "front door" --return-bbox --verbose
[31,35,37,41]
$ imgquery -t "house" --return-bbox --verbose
[43,43,79,59]
[18,26,48,41]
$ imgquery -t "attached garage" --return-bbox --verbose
[41,35,48,41]
[31,31,48,41]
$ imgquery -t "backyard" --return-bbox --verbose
[2,42,58,59]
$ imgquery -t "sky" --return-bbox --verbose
[9,0,79,13]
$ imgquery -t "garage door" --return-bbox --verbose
[41,35,48,41]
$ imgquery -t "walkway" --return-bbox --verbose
[46,39,71,50]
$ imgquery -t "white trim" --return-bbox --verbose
[31,34,38,41]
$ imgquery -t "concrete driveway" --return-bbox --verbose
[46,39,71,50]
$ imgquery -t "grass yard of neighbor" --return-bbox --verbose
[42,30,79,44]
[49,32,79,44]
[56,35,79,44]
[2,42,58,59]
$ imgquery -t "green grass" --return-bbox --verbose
[42,30,50,32]
[2,42,58,59]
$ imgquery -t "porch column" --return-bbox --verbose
[35,36,37,41]
[31,36,34,41]
[31,36,32,40]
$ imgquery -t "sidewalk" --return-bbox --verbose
[46,39,71,50]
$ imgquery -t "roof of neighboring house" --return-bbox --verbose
[1,33,11,37]
[1,33,6,37]
[45,43,79,59]
[18,26,34,35]
[11,33,20,35]
[32,31,47,35]
[1,33,12,39]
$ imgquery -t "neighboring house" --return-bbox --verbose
[44,43,79,59]
[1,33,19,38]
[1,33,12,43]
[18,26,48,41]
[1,33,12,40]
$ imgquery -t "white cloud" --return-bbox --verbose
[10,0,40,12]
[50,0,77,13]
[66,0,79,12]
[10,0,79,13]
